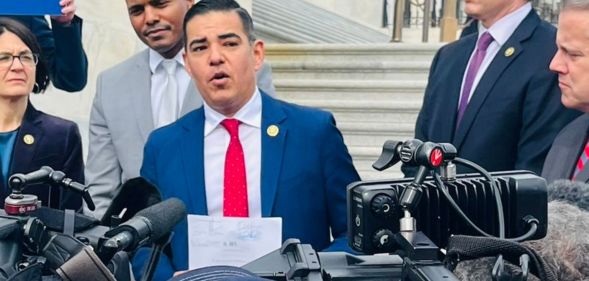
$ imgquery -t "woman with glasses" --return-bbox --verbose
[0,17,83,210]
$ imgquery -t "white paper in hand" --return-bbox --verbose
[187,215,282,270]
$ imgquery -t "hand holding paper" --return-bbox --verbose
[0,0,61,16]
[51,0,76,25]
[187,215,282,270]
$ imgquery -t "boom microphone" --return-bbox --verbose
[547,179,589,211]
[102,198,186,253]
[8,166,53,190]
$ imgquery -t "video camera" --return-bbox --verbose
[244,139,549,281]
[0,167,186,281]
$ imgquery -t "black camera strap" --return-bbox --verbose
[445,235,556,281]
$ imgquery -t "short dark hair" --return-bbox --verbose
[0,17,49,93]
[183,0,256,45]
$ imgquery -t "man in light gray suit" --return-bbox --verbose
[84,0,275,219]
[542,0,589,184]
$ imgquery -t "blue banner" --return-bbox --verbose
[0,0,61,16]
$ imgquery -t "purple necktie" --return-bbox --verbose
[456,32,494,127]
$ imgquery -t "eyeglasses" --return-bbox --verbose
[0,53,38,69]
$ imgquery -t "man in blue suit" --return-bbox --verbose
[134,1,360,280]
[408,0,580,176]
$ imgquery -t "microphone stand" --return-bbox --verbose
[141,233,173,281]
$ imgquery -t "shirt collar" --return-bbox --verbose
[148,48,185,73]
[203,87,262,136]
[478,2,532,46]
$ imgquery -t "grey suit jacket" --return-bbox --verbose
[542,114,589,184]
[84,49,275,219]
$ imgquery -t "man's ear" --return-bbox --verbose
[183,51,192,77]
[252,40,265,72]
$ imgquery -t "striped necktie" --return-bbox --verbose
[572,139,589,180]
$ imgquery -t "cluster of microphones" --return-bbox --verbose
[2,139,589,281]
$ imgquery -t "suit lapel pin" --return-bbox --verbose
[23,134,34,145]
[266,125,279,137]
[504,47,515,57]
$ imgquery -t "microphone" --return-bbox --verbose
[102,198,186,253]
[8,166,54,191]
[547,179,589,212]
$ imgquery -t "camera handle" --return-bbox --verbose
[394,231,460,281]
[7,167,96,213]
[243,238,460,281]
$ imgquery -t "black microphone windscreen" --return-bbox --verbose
[547,179,589,212]
[136,198,187,240]
[101,177,162,225]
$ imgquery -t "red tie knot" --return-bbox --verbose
[221,118,240,138]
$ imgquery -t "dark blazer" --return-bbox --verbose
[134,92,360,281]
[9,15,88,92]
[542,114,589,183]
[460,18,478,38]
[409,11,580,175]
[0,103,84,210]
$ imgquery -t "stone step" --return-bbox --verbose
[354,160,404,180]
[289,98,422,111]
[265,43,441,62]
[297,101,419,127]
[348,146,405,180]
[356,165,404,180]
[254,0,390,43]
[268,60,430,80]
[331,111,418,126]
[274,79,427,102]
[263,44,431,183]
[340,123,415,147]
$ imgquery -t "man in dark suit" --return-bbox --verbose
[408,0,580,176]
[542,0,589,184]
[133,1,360,280]
[7,0,88,92]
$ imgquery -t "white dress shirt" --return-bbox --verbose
[458,3,532,106]
[149,49,191,128]
[203,88,262,217]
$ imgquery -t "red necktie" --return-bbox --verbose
[221,119,248,217]
[571,139,589,180]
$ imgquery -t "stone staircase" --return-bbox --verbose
[265,43,443,180]
[253,0,389,43]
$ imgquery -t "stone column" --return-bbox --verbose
[439,0,458,42]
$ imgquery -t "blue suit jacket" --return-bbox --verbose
[135,92,360,280]
[10,15,88,92]
[0,103,84,210]
[407,11,580,175]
